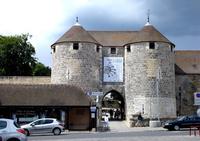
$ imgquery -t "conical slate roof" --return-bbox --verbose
[52,23,174,47]
[53,25,99,46]
[127,24,174,45]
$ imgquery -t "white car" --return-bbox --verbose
[21,118,64,136]
[0,118,27,141]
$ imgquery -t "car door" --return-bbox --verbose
[30,119,46,134]
[192,117,200,126]
[42,119,54,133]
[180,116,193,128]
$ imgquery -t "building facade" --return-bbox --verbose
[51,21,177,125]
[0,21,199,128]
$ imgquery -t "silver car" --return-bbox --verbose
[21,118,64,136]
[0,118,27,141]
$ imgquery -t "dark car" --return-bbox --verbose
[163,116,200,131]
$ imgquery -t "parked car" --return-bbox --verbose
[163,115,200,131]
[0,118,27,141]
[21,118,64,136]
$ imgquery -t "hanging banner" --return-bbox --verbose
[103,57,123,82]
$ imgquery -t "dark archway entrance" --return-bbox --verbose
[102,90,125,121]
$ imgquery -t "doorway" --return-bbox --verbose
[101,90,125,121]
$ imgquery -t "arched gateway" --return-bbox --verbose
[101,90,125,121]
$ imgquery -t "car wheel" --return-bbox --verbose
[174,125,180,131]
[53,128,61,135]
[24,129,30,136]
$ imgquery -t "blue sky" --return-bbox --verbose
[0,0,199,67]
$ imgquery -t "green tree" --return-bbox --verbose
[0,34,36,76]
[33,62,51,76]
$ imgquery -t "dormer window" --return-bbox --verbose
[111,47,116,54]
[149,42,155,49]
[127,45,131,52]
[73,43,79,50]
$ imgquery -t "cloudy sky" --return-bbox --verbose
[0,0,199,66]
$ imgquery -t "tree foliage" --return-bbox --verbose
[0,34,36,75]
[33,62,51,76]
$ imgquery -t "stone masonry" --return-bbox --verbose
[125,42,176,123]
[50,21,177,126]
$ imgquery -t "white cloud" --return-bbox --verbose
[0,0,100,66]
[0,0,199,66]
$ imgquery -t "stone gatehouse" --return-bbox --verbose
[0,20,199,127]
[51,20,177,125]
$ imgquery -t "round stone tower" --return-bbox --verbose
[51,21,101,92]
[124,22,176,122]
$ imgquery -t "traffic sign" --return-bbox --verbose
[91,92,103,96]
[194,92,200,105]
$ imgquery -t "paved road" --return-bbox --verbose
[28,121,200,141]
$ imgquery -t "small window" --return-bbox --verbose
[52,46,56,53]
[96,45,100,52]
[127,45,131,52]
[149,42,155,49]
[73,43,79,50]
[171,45,173,52]
[0,121,7,129]
[111,47,116,54]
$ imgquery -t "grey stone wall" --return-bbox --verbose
[101,47,125,96]
[175,74,200,116]
[51,41,177,126]
[51,42,101,93]
[125,42,176,123]
[0,76,51,84]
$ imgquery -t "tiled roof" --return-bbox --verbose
[127,25,173,45]
[0,84,91,106]
[53,25,99,46]
[89,31,137,47]
[175,51,200,74]
[52,24,173,47]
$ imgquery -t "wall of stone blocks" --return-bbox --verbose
[175,74,200,116]
[0,76,51,84]
[51,41,177,125]
[51,42,101,93]
[125,42,176,121]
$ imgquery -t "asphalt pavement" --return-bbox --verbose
[28,121,200,141]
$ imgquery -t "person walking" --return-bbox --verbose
[104,114,109,127]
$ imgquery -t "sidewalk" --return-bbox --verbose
[109,121,165,133]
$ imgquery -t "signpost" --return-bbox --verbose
[87,91,104,131]
[87,92,103,103]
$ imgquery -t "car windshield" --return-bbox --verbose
[177,116,186,121]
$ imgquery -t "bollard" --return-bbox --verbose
[189,126,200,136]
